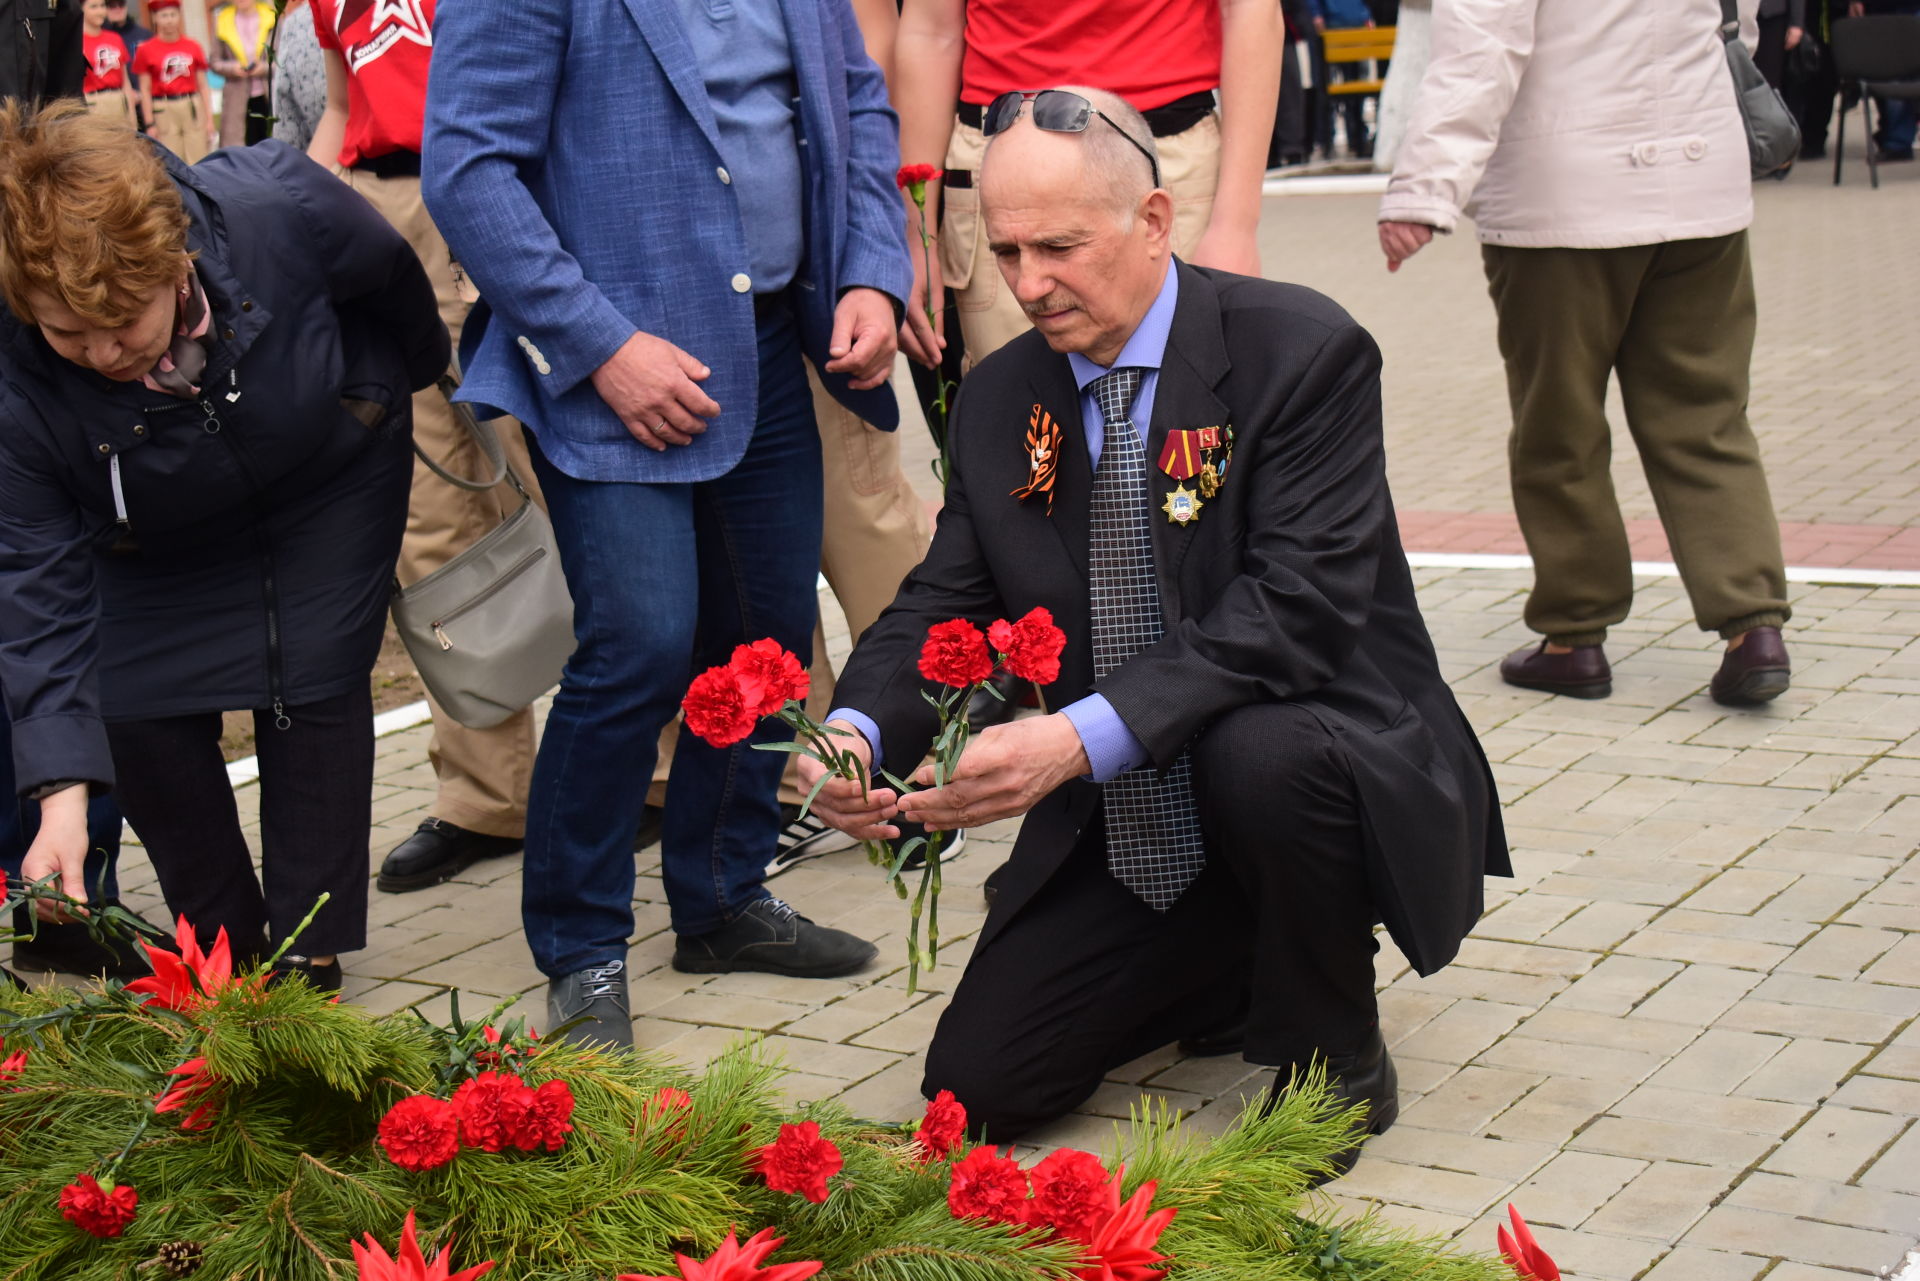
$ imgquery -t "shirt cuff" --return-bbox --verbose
[1061,694,1149,784]
[824,708,884,774]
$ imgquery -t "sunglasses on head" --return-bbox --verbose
[982,89,1162,189]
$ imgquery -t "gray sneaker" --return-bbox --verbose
[546,959,632,1049]
[672,897,877,978]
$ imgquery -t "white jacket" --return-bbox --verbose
[1380,0,1758,249]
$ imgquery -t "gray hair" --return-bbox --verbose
[987,85,1161,223]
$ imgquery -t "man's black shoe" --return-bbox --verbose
[377,818,521,893]
[635,804,665,852]
[1178,997,1250,1057]
[982,860,1007,907]
[268,955,343,994]
[672,897,877,978]
[1265,1028,1399,1186]
[10,902,154,980]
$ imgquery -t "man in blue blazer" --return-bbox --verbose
[422,0,913,1047]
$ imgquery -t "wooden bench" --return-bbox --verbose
[1323,25,1396,97]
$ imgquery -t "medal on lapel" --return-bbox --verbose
[1161,483,1203,525]
[1197,424,1234,499]
[1010,404,1063,515]
[1157,427,1219,525]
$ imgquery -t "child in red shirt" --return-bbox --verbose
[130,0,214,163]
[80,0,138,125]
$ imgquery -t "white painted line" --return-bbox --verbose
[1263,172,1391,196]
[1407,551,1920,589]
[223,697,433,789]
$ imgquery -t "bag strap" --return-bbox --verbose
[1720,0,1740,41]
[410,369,530,499]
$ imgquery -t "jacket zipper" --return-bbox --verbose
[431,545,547,650]
[201,388,289,729]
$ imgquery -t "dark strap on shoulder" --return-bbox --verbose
[1721,0,1741,40]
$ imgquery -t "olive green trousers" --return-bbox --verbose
[1482,231,1790,647]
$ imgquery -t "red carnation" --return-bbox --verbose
[729,640,810,717]
[683,665,763,749]
[618,1226,823,1281]
[1074,1180,1177,1281]
[155,1055,222,1130]
[752,1121,843,1203]
[646,1085,693,1119]
[453,1071,534,1154]
[896,163,944,192]
[987,607,1067,685]
[378,1095,461,1172]
[946,1145,1030,1225]
[512,1078,576,1153]
[58,1173,139,1238]
[915,1089,967,1162]
[477,1023,539,1068]
[918,619,994,688]
[1028,1149,1113,1244]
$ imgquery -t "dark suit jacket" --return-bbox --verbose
[834,262,1509,976]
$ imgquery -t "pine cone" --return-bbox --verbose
[157,1241,203,1277]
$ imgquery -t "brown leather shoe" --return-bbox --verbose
[1499,641,1611,698]
[1711,626,1791,706]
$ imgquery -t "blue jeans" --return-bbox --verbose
[0,694,122,901]
[522,300,823,977]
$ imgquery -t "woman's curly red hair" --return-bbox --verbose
[0,101,194,328]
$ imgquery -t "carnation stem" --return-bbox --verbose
[262,892,331,970]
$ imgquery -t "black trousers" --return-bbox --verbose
[106,687,374,960]
[923,704,1381,1142]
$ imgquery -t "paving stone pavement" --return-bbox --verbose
[83,123,1920,1277]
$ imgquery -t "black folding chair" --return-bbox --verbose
[1831,14,1920,187]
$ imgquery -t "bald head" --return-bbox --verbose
[975,87,1175,365]
[981,86,1159,223]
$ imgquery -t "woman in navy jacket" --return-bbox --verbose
[0,103,447,988]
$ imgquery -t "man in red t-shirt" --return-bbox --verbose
[308,0,557,895]
[894,0,1281,368]
[79,0,138,125]
[130,0,213,162]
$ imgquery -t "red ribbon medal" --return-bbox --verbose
[1157,430,1205,480]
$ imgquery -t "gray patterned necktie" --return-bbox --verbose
[1087,367,1206,911]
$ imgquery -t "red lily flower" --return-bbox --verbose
[617,1227,823,1281]
[351,1209,496,1281]
[1497,1205,1560,1281]
[123,915,254,1010]
[0,1047,27,1084]
[154,1055,222,1130]
[1073,1180,1177,1281]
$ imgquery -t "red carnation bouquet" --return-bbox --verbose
[680,610,1066,993]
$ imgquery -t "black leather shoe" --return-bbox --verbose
[268,955,343,994]
[1266,1028,1399,1186]
[672,897,877,978]
[10,902,154,980]
[982,860,1007,908]
[1178,1017,1248,1058]
[1711,626,1791,707]
[1499,641,1612,698]
[377,818,522,893]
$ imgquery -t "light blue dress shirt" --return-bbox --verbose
[829,263,1181,784]
[673,0,805,292]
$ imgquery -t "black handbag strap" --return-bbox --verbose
[412,370,531,500]
[1720,0,1740,41]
